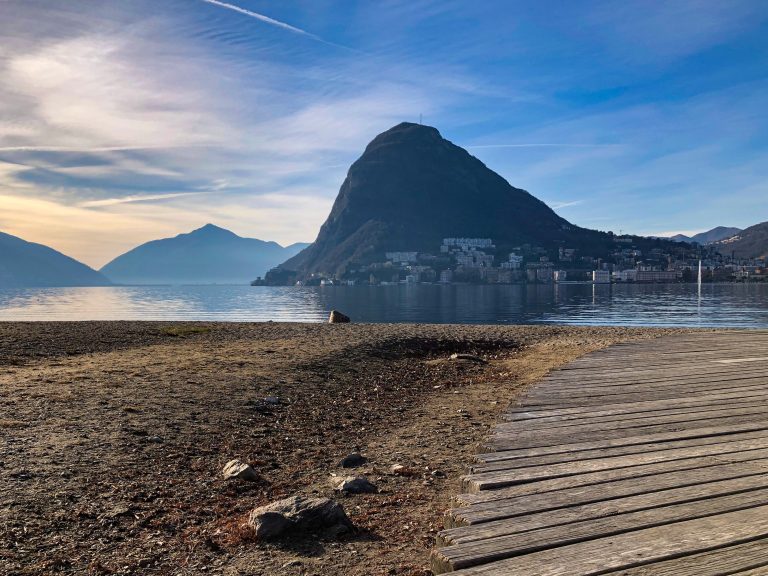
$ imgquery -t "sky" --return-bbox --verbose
[1,0,767,268]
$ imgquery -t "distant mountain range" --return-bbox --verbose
[713,221,768,259]
[270,122,675,283]
[100,224,309,285]
[669,227,742,245]
[0,231,110,288]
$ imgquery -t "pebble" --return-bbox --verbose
[222,459,259,482]
[449,353,487,363]
[339,452,367,468]
[336,475,377,494]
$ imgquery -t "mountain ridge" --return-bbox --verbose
[713,221,768,259]
[0,231,111,287]
[670,226,742,245]
[101,224,309,285]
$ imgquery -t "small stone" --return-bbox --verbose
[222,459,259,482]
[328,310,351,323]
[264,396,281,405]
[339,452,367,468]
[336,475,377,494]
[449,353,487,363]
[431,469,447,478]
[390,464,416,477]
[248,496,352,539]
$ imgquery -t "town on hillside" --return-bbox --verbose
[258,235,768,286]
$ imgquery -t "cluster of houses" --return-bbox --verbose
[329,237,767,286]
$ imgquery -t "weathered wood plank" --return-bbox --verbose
[601,538,768,575]
[465,438,768,491]
[441,474,768,544]
[454,460,768,520]
[473,430,768,471]
[480,423,768,460]
[436,504,768,575]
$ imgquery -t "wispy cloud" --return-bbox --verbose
[468,143,621,149]
[78,192,208,208]
[547,200,584,210]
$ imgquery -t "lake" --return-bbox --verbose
[0,283,767,327]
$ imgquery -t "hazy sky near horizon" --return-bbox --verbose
[1,0,767,267]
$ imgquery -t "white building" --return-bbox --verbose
[593,270,611,284]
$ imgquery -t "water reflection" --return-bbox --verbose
[0,283,766,327]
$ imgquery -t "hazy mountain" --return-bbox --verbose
[101,224,309,285]
[272,122,617,281]
[0,231,110,288]
[713,221,768,259]
[670,227,742,244]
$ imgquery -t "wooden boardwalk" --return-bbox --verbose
[432,331,768,575]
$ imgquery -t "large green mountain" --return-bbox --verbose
[273,122,619,282]
[101,224,309,285]
[0,231,110,287]
[714,221,768,259]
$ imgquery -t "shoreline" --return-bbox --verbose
[1,322,703,575]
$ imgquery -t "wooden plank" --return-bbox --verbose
[454,460,768,521]
[464,453,768,498]
[504,388,768,422]
[600,538,768,576]
[490,413,768,450]
[435,504,768,575]
[441,474,768,544]
[465,438,768,491]
[473,430,768,472]
[496,402,768,435]
[481,423,768,460]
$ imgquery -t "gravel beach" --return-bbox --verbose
[0,322,695,575]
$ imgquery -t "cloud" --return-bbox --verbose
[546,200,583,210]
[468,144,621,149]
[78,192,209,208]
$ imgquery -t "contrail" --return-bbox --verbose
[200,0,314,36]
[199,0,359,52]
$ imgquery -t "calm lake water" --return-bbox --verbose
[0,283,767,327]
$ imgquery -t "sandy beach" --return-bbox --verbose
[0,322,695,575]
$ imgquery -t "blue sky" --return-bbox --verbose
[0,0,766,266]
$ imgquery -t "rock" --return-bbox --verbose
[390,464,416,476]
[336,475,377,494]
[449,353,487,363]
[222,459,259,482]
[248,496,352,539]
[339,452,367,468]
[328,310,351,324]
[264,396,281,405]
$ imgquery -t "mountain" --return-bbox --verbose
[713,221,768,259]
[272,122,616,282]
[0,231,110,288]
[670,227,742,244]
[100,224,310,285]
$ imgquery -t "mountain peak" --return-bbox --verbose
[188,223,238,238]
[271,122,602,282]
[363,122,443,154]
